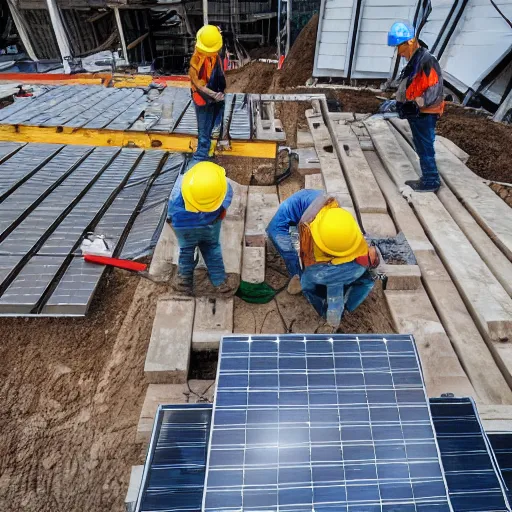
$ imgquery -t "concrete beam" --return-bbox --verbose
[296,129,314,148]
[305,173,325,190]
[296,147,321,175]
[360,213,397,238]
[245,186,279,247]
[192,297,233,351]
[242,245,265,284]
[380,264,421,290]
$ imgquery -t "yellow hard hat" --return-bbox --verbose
[196,25,223,54]
[181,161,228,213]
[310,207,368,262]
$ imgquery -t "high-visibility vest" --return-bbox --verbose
[191,54,217,106]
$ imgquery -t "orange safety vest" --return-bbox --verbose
[299,195,379,269]
[190,52,217,107]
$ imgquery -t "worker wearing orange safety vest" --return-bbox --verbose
[189,25,226,165]
[387,21,445,193]
[267,191,379,332]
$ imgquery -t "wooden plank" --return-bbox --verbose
[305,109,353,208]
[360,213,397,237]
[329,115,387,213]
[478,405,512,431]
[385,288,476,399]
[366,148,512,405]
[391,117,512,261]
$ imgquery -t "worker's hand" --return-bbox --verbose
[213,92,225,102]
[287,275,302,295]
[415,96,425,108]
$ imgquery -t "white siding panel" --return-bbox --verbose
[322,19,352,32]
[324,7,353,19]
[316,54,344,71]
[325,0,354,7]
[354,43,395,58]
[318,42,348,56]
[320,31,350,44]
[364,5,414,19]
[356,31,389,45]
[353,56,392,74]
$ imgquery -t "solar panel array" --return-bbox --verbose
[0,142,184,316]
[204,334,452,512]
[0,86,253,139]
[489,433,512,502]
[430,397,511,512]
[136,404,213,512]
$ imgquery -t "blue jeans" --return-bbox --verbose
[266,224,302,278]
[301,261,374,327]
[173,221,226,286]
[193,101,224,164]
[408,115,440,187]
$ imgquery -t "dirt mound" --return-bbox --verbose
[437,105,512,183]
[277,14,319,89]
[225,61,276,94]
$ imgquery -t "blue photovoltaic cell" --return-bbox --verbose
[136,404,213,512]
[486,433,512,504]
[430,397,511,512]
[204,334,452,512]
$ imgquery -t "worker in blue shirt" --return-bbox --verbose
[167,161,233,294]
[267,190,378,331]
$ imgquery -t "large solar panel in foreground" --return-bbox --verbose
[204,334,452,512]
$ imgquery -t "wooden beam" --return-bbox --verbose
[114,7,130,66]
[45,0,73,73]
[127,32,149,51]
[0,124,277,158]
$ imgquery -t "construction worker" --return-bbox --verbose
[267,190,378,331]
[167,161,233,294]
[189,25,226,165]
[388,21,445,192]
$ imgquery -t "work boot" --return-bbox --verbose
[316,322,338,334]
[214,280,233,295]
[287,275,302,295]
[172,274,193,295]
[404,179,440,193]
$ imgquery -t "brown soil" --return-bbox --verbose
[437,105,512,183]
[0,270,169,512]
[489,182,512,208]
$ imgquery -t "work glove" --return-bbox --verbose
[286,275,302,295]
[397,101,420,119]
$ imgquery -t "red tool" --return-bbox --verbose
[83,254,160,282]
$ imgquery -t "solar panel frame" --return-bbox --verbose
[203,334,453,512]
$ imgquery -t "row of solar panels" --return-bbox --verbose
[0,85,252,139]
[136,335,512,512]
[0,141,184,316]
[138,400,512,512]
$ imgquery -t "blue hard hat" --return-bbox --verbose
[388,21,415,46]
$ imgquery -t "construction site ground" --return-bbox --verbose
[1,30,512,512]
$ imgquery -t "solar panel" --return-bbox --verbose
[136,404,213,512]
[204,334,452,512]
[487,433,512,504]
[430,397,511,511]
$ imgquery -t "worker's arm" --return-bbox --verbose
[267,215,302,277]
[325,283,345,328]
[189,53,223,102]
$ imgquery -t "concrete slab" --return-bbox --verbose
[305,173,325,190]
[125,465,143,512]
[242,245,265,283]
[136,380,216,444]
[364,116,418,186]
[245,186,279,247]
[329,117,387,214]
[411,191,512,342]
[296,129,314,148]
[296,147,321,175]
[361,213,397,238]
[380,264,421,290]
[192,297,233,351]
[144,297,195,384]
[437,135,469,164]
[148,222,178,281]
[385,288,476,399]
[305,109,354,209]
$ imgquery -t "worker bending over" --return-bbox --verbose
[167,161,233,294]
[189,25,226,165]
[267,190,378,331]
[388,21,444,192]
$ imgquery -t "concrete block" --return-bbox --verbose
[296,147,321,175]
[380,264,421,290]
[144,297,195,384]
[242,245,265,283]
[192,297,233,351]
[305,173,325,190]
[437,135,469,164]
[136,380,216,444]
[296,129,314,148]
[125,465,143,512]
[245,186,279,247]
[148,222,178,280]
[330,119,387,214]
[385,288,475,399]
[361,213,397,238]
